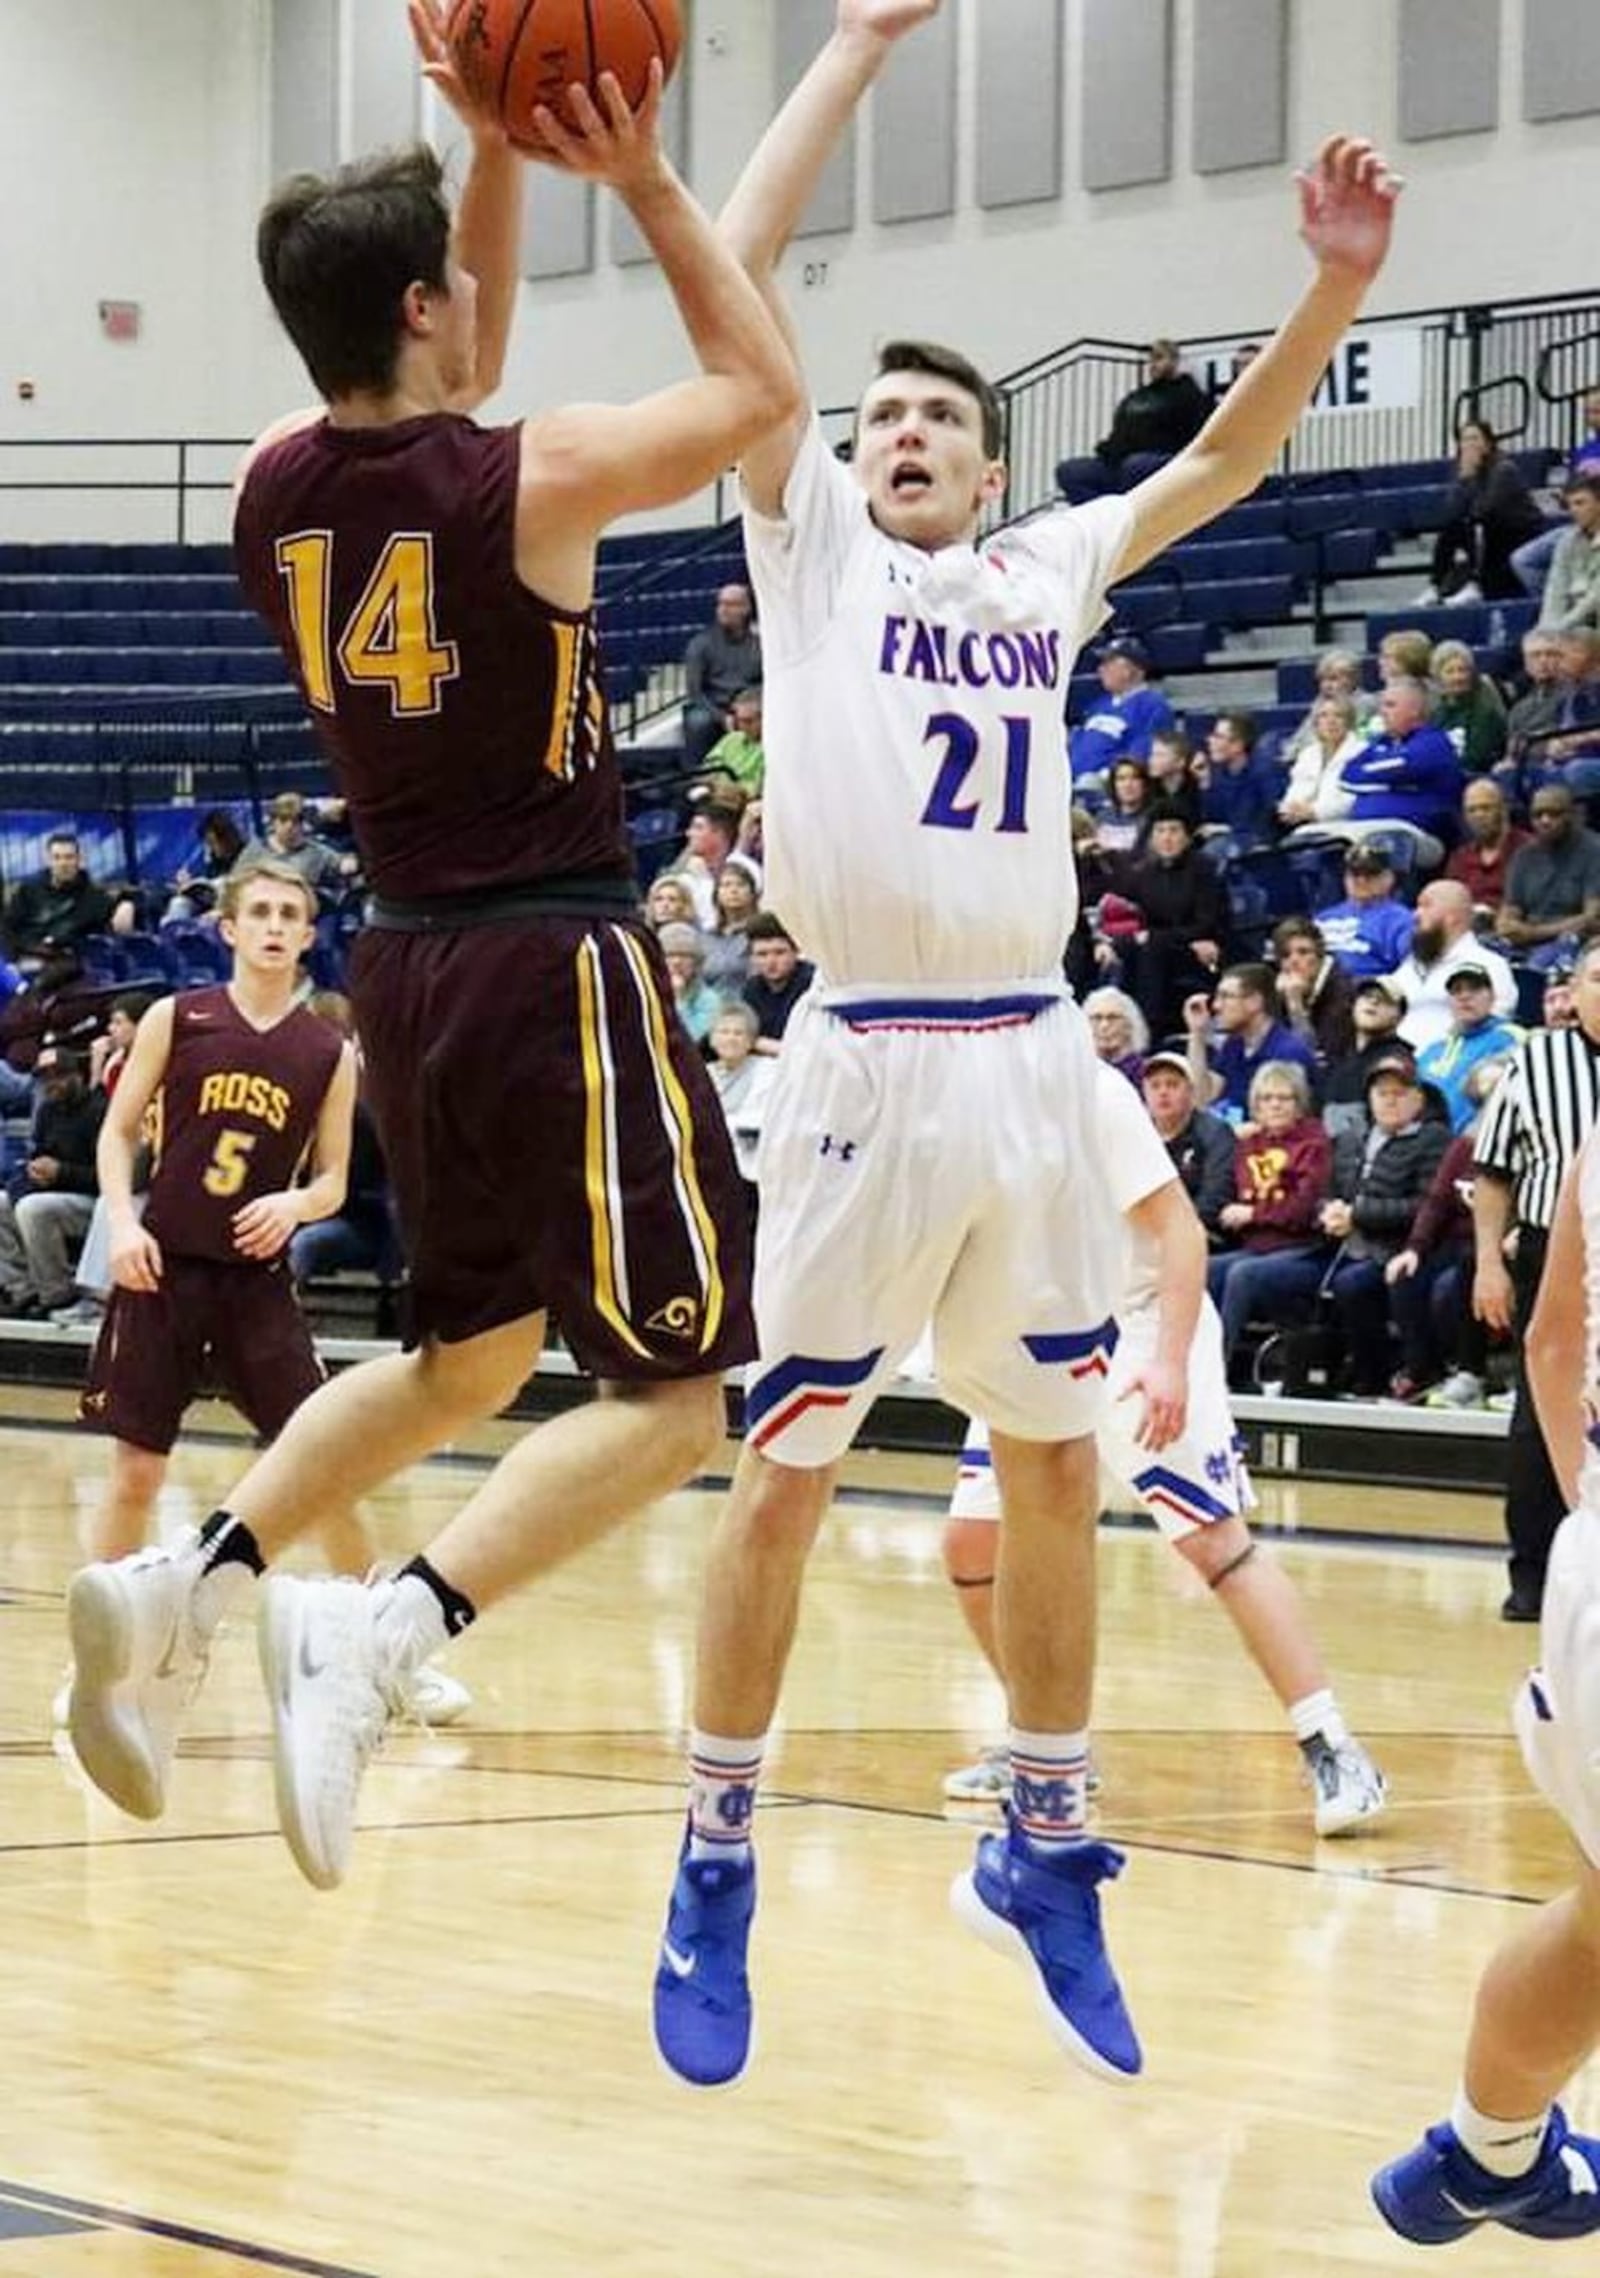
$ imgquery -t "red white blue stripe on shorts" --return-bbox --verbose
[1132,1465,1234,1531]
[746,1348,886,1453]
[830,992,1060,1035]
[1021,1321,1120,1381]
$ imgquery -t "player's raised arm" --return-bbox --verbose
[1526,1156,1588,1509]
[1112,137,1402,584]
[408,0,522,410]
[97,996,176,1293]
[716,0,942,515]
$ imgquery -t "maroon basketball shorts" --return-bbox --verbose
[349,914,755,1377]
[80,1255,324,1454]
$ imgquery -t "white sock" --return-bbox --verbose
[1009,1727,1090,1850]
[688,1728,764,1861]
[190,1557,256,1642]
[1289,1690,1348,1750]
[1451,2087,1550,2177]
[377,1573,449,1674]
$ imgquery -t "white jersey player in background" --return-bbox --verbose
[940,1063,1388,1839]
[651,0,1400,2092]
[1372,1131,1600,2246]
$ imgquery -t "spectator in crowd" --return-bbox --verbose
[162,808,247,923]
[682,583,762,769]
[1418,419,1544,605]
[1146,730,1204,832]
[705,1000,772,1234]
[240,793,345,905]
[1273,917,1355,1065]
[1338,678,1464,866]
[1140,1048,1238,1246]
[1098,803,1227,1040]
[1473,939,1600,1616]
[1502,627,1570,776]
[1282,649,1377,764]
[2,833,114,975]
[1536,626,1600,781]
[1430,639,1508,774]
[1415,966,1524,1133]
[88,994,154,1099]
[1198,711,1281,849]
[1390,878,1517,1048]
[701,687,766,803]
[1513,390,1600,597]
[1496,783,1600,967]
[1322,977,1411,1142]
[1184,964,1319,1122]
[0,953,20,1013]
[1535,474,1600,635]
[1446,777,1530,923]
[1084,988,1148,1088]
[1544,959,1578,1029]
[1278,693,1364,833]
[657,922,720,1047]
[1068,635,1174,782]
[1318,1057,1451,1397]
[734,795,763,870]
[1378,628,1435,686]
[1057,339,1210,502]
[672,799,740,930]
[643,872,699,933]
[1319,844,1416,979]
[742,912,814,1057]
[1386,1057,1512,1408]
[700,857,762,995]
[0,1045,105,1320]
[1206,1061,1333,1375]
[1095,760,1154,854]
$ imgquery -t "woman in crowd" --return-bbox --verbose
[1206,1061,1334,1379]
[1272,917,1355,1064]
[1283,648,1376,765]
[1083,987,1149,1088]
[1421,420,1544,604]
[644,872,699,933]
[1096,760,1154,854]
[162,808,246,923]
[1430,638,1509,774]
[1378,628,1436,687]
[656,922,721,1047]
[700,856,763,994]
[1098,802,1229,1040]
[1278,693,1366,833]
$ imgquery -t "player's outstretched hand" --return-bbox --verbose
[110,1221,163,1295]
[1118,1357,1187,1452]
[1296,135,1401,286]
[527,64,667,191]
[407,0,508,144]
[839,0,943,43]
[232,1193,301,1263]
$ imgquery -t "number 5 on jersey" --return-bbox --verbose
[204,1129,257,1200]
[276,531,460,718]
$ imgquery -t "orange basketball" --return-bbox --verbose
[447,0,683,149]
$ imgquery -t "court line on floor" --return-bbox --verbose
[0,2173,378,2277]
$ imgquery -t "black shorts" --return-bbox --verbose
[79,1256,324,1455]
[348,914,755,1377]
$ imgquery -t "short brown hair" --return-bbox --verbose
[870,339,1005,459]
[220,856,318,924]
[258,144,452,400]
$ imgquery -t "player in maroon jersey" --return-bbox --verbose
[64,0,798,1880]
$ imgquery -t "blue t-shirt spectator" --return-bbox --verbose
[1069,638,1174,780]
[1318,894,1417,978]
[1211,1023,1319,1118]
[1417,1012,1524,1133]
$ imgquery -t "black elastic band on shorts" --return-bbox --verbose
[367,873,639,933]
[1207,1542,1258,1590]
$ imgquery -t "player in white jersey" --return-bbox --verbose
[940,1065,1388,1839]
[1373,1130,1600,2244]
[651,0,1401,2092]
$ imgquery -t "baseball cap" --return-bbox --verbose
[1353,974,1406,1004]
[1445,962,1495,990]
[1343,843,1394,876]
[1364,1052,1421,1094]
[1099,635,1152,671]
[1141,1049,1192,1081]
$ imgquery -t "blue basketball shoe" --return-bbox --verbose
[652,1832,757,2089]
[951,1824,1142,2080]
[1373,2108,1600,2243]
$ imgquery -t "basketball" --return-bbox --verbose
[447,0,683,148]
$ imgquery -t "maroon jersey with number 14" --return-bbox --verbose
[142,988,343,1265]
[232,414,633,902]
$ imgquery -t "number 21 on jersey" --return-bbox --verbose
[276,530,459,719]
[920,711,1033,835]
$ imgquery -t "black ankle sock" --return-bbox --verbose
[197,1510,266,1576]
[400,1553,477,1638]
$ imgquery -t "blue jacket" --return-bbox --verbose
[1201,752,1283,847]
[1069,685,1175,779]
[1318,896,1416,979]
[1340,724,1463,840]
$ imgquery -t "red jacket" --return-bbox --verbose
[1235,1117,1333,1251]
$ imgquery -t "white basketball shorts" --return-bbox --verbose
[745,984,1119,1469]
[1514,1505,1600,1872]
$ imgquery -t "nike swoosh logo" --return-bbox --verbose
[1439,2190,1493,2220]
[660,1941,697,1980]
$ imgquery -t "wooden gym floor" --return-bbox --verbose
[0,1393,1589,2277]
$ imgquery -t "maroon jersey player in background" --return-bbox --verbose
[64,0,799,1886]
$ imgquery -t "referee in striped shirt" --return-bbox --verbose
[1473,939,1600,1616]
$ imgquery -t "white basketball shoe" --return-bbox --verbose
[66,1531,216,1820]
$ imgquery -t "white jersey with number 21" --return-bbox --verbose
[743,421,1133,987]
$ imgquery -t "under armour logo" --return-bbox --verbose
[646,1295,701,1341]
[819,1135,858,1162]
